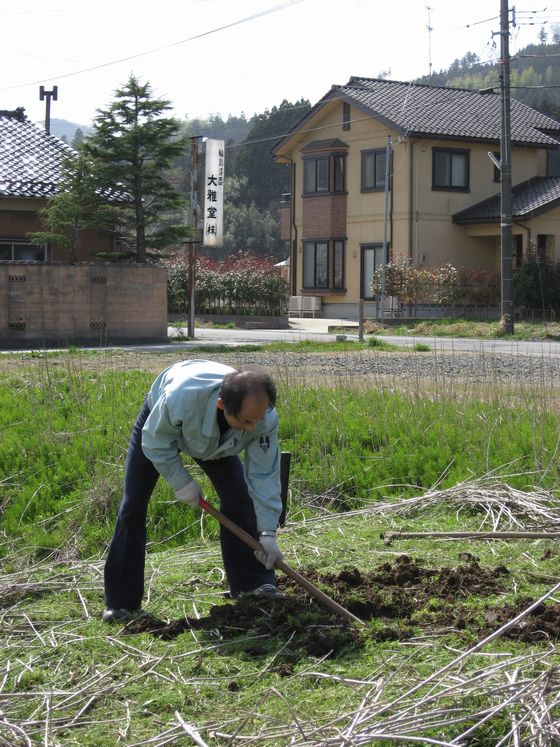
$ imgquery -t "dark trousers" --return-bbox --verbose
[103,401,275,610]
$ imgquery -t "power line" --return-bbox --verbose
[0,0,303,94]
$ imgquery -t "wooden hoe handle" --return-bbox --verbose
[199,497,364,627]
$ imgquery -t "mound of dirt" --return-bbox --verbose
[292,555,509,619]
[122,556,557,657]
[124,594,361,659]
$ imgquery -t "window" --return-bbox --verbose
[492,151,501,183]
[342,101,350,131]
[333,155,345,192]
[361,244,387,299]
[361,149,388,191]
[303,154,346,194]
[547,146,560,177]
[513,235,523,269]
[333,240,344,288]
[304,157,329,193]
[303,240,345,289]
[432,148,469,190]
[537,234,554,263]
[0,241,46,261]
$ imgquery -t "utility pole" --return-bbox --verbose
[187,136,203,339]
[39,85,58,135]
[499,0,514,333]
[379,135,392,322]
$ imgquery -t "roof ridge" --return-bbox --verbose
[0,107,27,122]
[345,76,490,95]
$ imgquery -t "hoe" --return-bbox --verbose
[199,497,364,627]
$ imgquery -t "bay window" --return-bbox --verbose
[303,153,346,194]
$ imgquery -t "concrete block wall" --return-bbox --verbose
[0,262,168,348]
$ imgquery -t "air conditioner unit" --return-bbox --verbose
[300,296,321,317]
[289,295,303,312]
[302,296,321,312]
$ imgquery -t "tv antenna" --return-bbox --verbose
[426,6,433,77]
[39,85,58,135]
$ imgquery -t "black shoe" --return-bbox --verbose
[101,607,145,624]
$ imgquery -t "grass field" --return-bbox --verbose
[0,344,559,746]
[366,317,560,341]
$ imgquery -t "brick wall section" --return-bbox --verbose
[0,209,115,261]
[302,194,347,238]
[0,210,42,235]
[0,263,168,348]
[280,205,291,241]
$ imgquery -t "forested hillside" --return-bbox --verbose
[418,33,560,120]
[181,98,311,260]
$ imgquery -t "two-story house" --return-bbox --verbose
[0,107,115,261]
[272,77,560,318]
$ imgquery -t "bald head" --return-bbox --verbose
[218,367,277,418]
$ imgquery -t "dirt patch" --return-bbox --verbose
[122,556,557,657]
[124,594,361,659]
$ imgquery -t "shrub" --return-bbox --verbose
[371,259,500,309]
[514,256,560,311]
[161,251,289,315]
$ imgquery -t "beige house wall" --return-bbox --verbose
[278,99,559,309]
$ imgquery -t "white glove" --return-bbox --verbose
[175,480,203,507]
[254,534,283,570]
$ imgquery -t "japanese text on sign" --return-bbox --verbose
[203,139,224,247]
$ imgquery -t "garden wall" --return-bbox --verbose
[0,262,168,349]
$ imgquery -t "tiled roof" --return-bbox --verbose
[0,109,73,198]
[273,78,560,151]
[453,176,560,223]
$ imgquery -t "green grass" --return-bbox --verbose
[0,509,557,746]
[377,317,560,340]
[1,349,558,556]
[1,347,559,744]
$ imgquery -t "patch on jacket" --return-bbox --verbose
[259,435,270,451]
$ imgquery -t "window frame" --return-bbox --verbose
[360,243,387,300]
[0,240,47,262]
[432,147,470,191]
[547,146,560,177]
[342,101,351,131]
[492,151,501,183]
[302,239,346,290]
[303,153,346,195]
[361,148,389,192]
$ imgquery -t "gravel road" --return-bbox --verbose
[183,347,560,389]
[2,346,558,390]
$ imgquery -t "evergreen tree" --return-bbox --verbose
[72,128,85,149]
[28,151,113,263]
[83,74,188,262]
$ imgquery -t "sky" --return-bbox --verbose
[1,0,557,128]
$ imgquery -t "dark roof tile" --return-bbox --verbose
[453,176,560,223]
[273,78,560,152]
[0,109,73,198]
